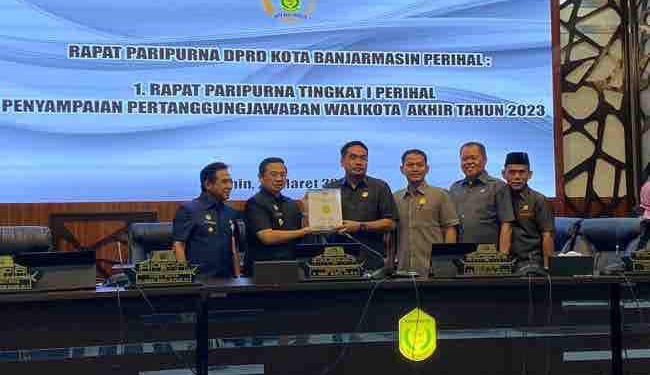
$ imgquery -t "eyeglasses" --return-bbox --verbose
[268,171,287,179]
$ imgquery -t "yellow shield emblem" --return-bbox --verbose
[398,308,437,361]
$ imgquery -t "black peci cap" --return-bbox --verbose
[504,152,530,167]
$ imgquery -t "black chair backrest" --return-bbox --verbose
[554,217,582,254]
[0,226,53,255]
[580,218,641,252]
[128,222,173,263]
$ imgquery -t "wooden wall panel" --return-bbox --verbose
[0,198,564,233]
[0,201,248,227]
[0,201,250,278]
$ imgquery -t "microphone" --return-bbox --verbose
[340,232,390,279]
[117,241,124,264]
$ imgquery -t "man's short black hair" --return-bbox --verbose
[401,149,428,164]
[258,157,285,177]
[340,140,368,157]
[460,141,487,159]
[200,162,228,191]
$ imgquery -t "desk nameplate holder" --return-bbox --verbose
[134,251,198,287]
[631,244,650,273]
[457,244,514,276]
[0,255,39,291]
[304,246,363,280]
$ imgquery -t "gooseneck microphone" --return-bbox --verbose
[340,232,390,279]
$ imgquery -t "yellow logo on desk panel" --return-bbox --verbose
[399,308,436,361]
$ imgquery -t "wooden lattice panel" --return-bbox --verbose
[559,0,634,215]
[638,0,650,173]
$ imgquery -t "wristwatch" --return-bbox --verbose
[359,223,368,232]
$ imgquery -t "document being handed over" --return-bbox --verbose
[306,189,343,232]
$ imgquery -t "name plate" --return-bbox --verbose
[0,255,38,291]
[632,244,650,272]
[460,244,514,276]
[135,251,197,286]
[305,246,362,279]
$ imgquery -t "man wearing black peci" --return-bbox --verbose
[324,141,398,270]
[501,152,555,270]
[172,162,242,277]
[245,157,312,263]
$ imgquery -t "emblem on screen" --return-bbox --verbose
[262,0,316,22]
[281,0,300,12]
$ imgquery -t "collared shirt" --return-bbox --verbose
[510,186,554,263]
[394,182,460,275]
[172,192,241,277]
[449,171,514,246]
[324,176,398,265]
[641,181,650,220]
[245,188,303,261]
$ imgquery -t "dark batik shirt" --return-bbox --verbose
[510,186,555,263]
[324,176,398,268]
[449,171,515,247]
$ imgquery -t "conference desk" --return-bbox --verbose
[0,276,649,375]
[0,285,202,375]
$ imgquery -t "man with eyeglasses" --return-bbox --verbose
[245,157,312,262]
